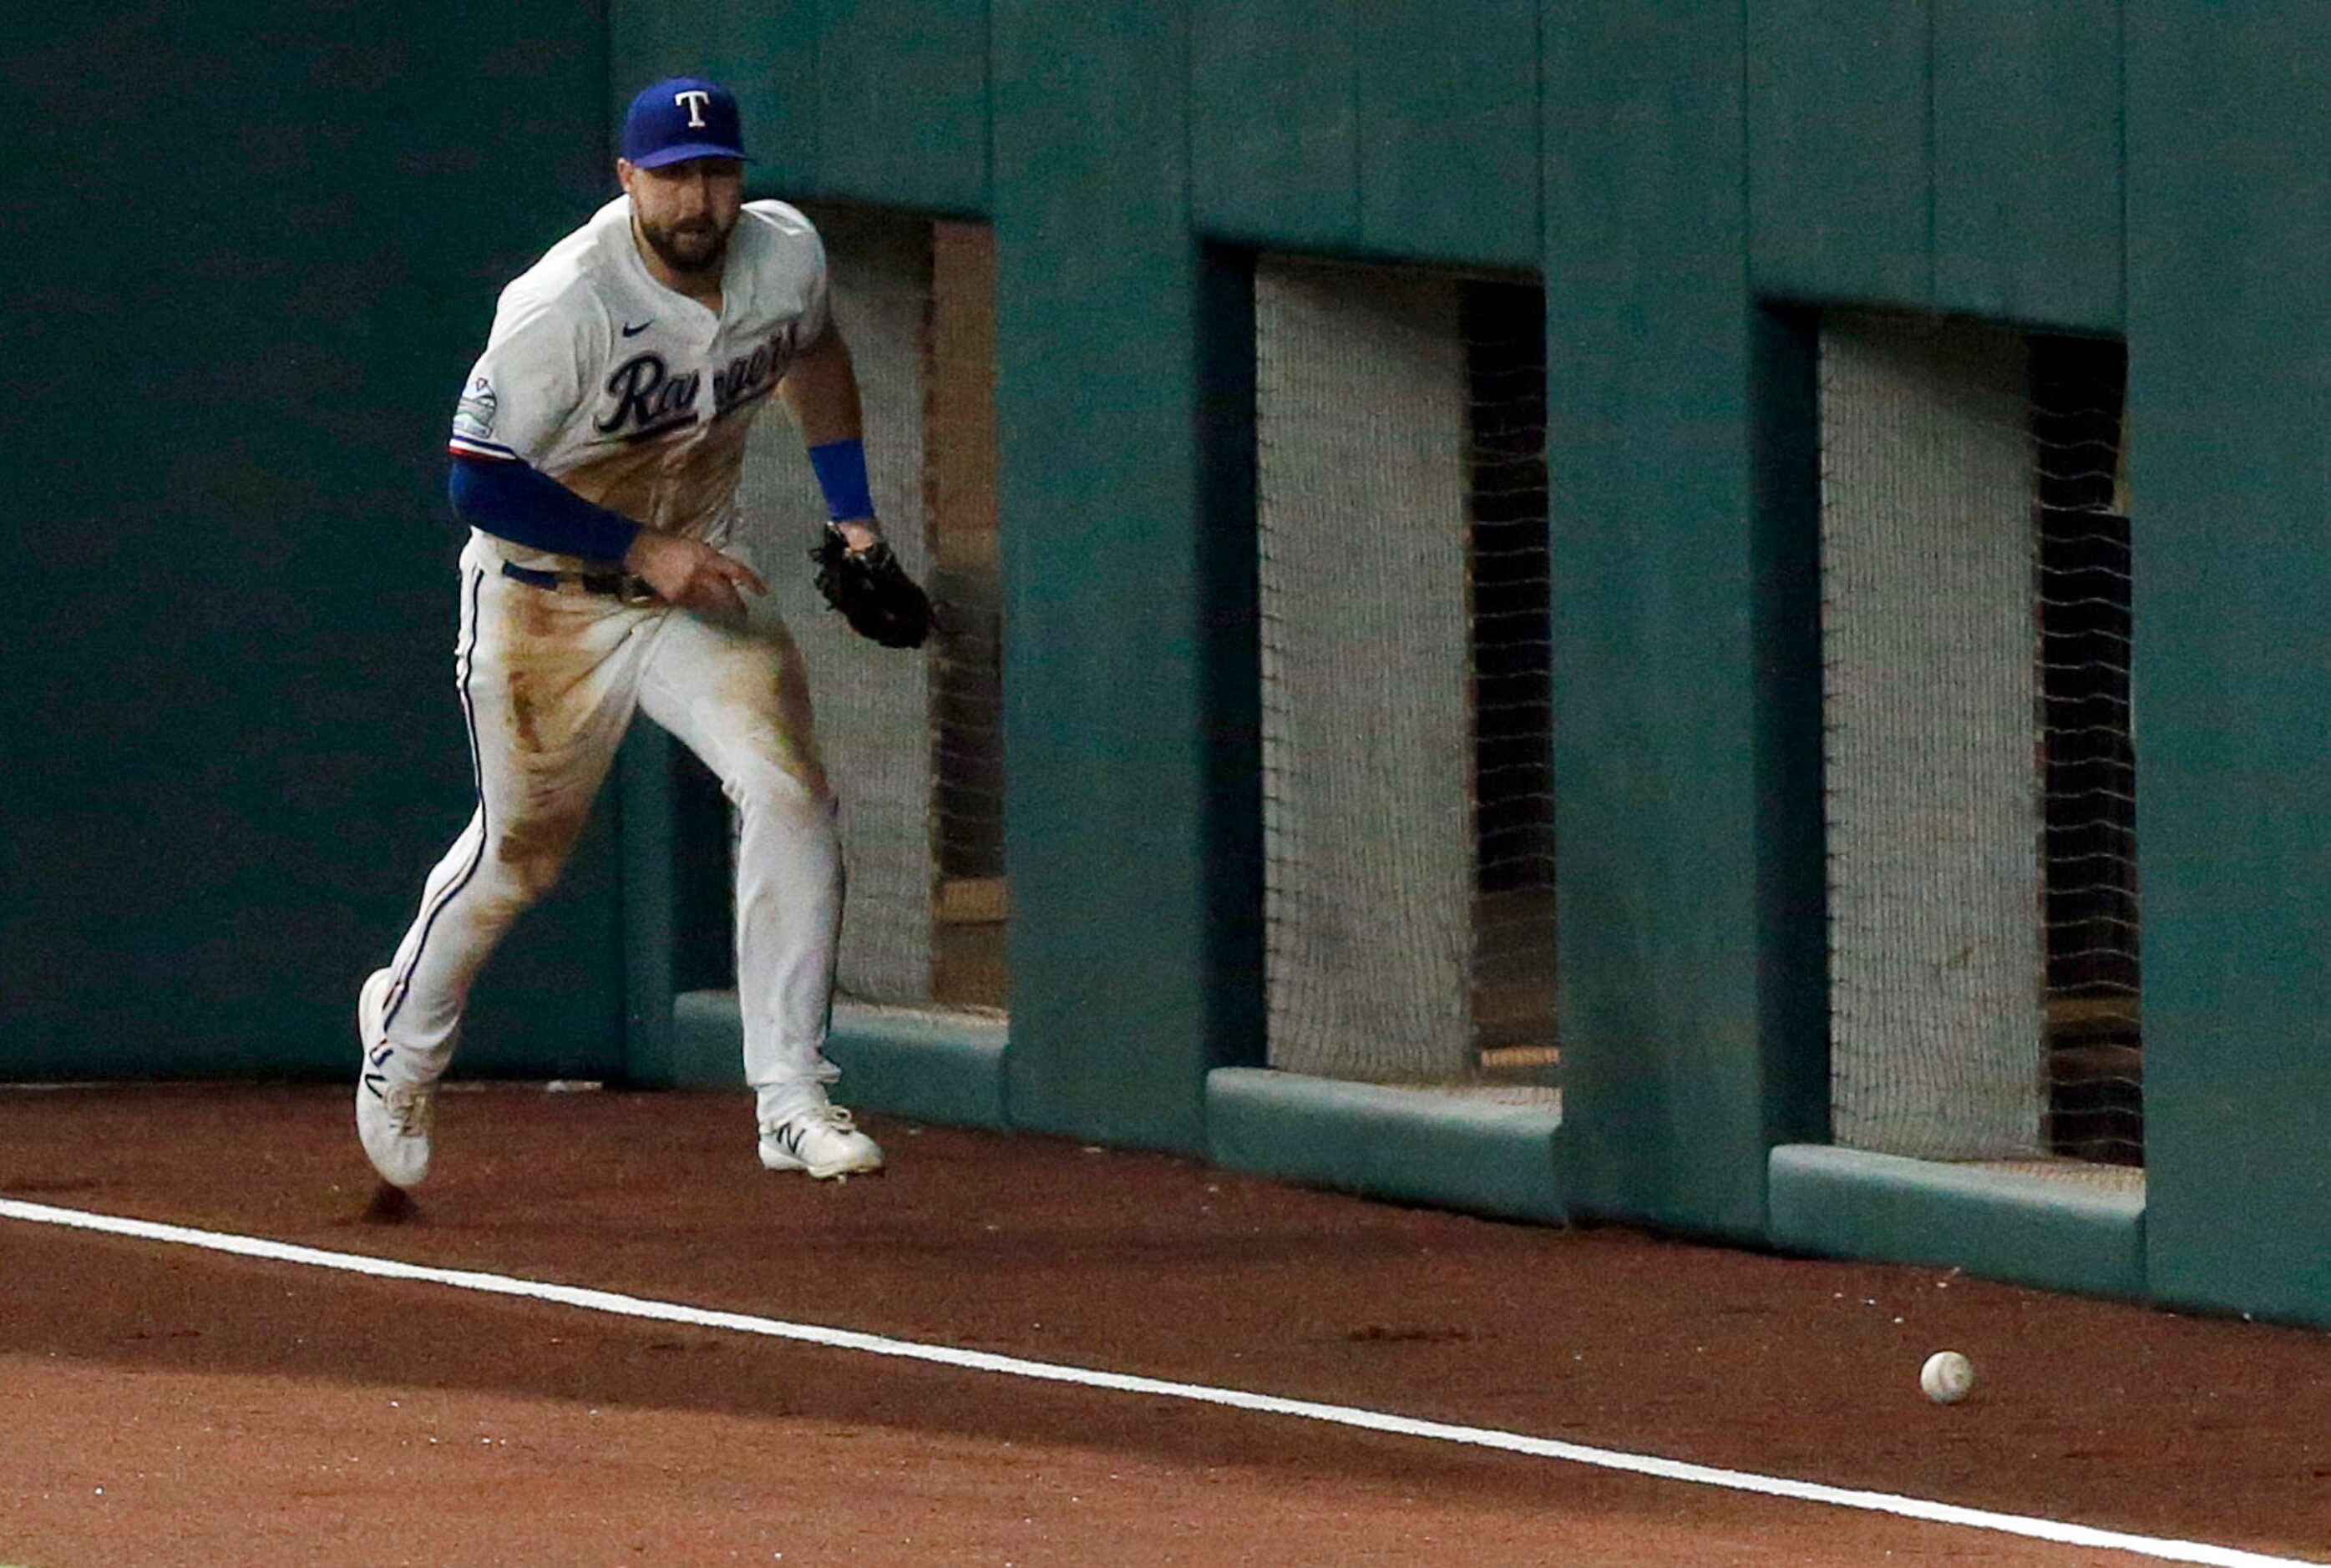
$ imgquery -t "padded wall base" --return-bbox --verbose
[670,990,1009,1130]
[1206,1067,1565,1223]
[1769,1144,2146,1298]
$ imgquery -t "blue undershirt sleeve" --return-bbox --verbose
[448,453,642,564]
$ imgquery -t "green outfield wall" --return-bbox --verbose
[6,1,625,1080]
[2124,4,2331,1325]
[600,0,2331,1320]
[15,0,2331,1329]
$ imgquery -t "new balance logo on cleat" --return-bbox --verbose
[758,1105,884,1180]
[357,1069,436,1189]
[356,967,434,1189]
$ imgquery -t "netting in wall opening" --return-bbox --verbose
[1818,311,2137,1170]
[1255,255,1557,1095]
[728,207,1006,1017]
[1465,282,1559,1082]
[2032,334,2138,1165]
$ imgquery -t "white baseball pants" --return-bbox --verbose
[376,534,844,1125]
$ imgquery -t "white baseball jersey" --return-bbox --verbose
[447,195,831,569]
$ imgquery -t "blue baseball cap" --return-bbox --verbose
[621,77,750,169]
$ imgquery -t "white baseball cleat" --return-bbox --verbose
[758,1105,884,1179]
[356,968,435,1189]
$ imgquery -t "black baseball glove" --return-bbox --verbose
[810,527,934,650]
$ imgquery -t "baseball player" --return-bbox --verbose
[357,76,930,1191]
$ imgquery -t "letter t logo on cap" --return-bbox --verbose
[621,76,748,167]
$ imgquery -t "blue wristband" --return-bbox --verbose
[807,438,874,523]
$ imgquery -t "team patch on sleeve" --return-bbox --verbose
[453,375,499,441]
[448,374,517,460]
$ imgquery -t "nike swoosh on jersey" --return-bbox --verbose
[621,319,654,336]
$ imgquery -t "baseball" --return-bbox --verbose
[1920,1350,1975,1404]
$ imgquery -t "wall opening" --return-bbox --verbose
[1254,255,1556,1097]
[1817,311,2137,1172]
[717,205,1007,1019]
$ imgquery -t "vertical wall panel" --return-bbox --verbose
[2127,0,2331,1327]
[1357,0,1540,266]
[819,0,990,213]
[1933,0,2122,331]
[1748,0,1932,306]
[1548,0,1823,1237]
[992,0,1263,1152]
[1189,0,1360,249]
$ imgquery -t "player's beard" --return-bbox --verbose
[639,212,732,279]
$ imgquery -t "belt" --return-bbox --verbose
[500,561,661,604]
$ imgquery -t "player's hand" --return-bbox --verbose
[625,530,767,620]
[831,517,882,553]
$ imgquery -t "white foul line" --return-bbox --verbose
[0,1196,2314,1568]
